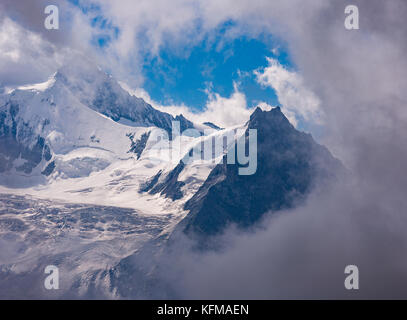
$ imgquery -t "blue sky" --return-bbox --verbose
[140,30,292,111]
[69,0,293,112]
[63,0,327,135]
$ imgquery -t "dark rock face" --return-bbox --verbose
[41,160,55,176]
[141,162,186,201]
[182,107,344,237]
[203,122,223,130]
[140,170,163,193]
[0,101,53,175]
[127,131,151,159]
[174,114,195,134]
[92,80,174,130]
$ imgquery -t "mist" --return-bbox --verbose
[143,0,407,299]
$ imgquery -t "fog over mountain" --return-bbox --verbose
[161,0,407,299]
[0,57,344,298]
[1,0,407,299]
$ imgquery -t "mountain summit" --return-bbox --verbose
[181,106,344,238]
[0,59,197,180]
[0,61,345,298]
[54,60,178,130]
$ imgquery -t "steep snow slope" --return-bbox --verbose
[0,77,147,186]
[0,59,243,298]
[0,59,235,217]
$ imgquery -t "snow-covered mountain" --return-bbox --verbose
[0,59,344,298]
[181,107,344,240]
[0,57,222,208]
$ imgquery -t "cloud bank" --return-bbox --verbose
[136,0,407,299]
[255,57,324,126]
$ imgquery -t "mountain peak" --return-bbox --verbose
[54,59,199,134]
[248,105,292,134]
[251,105,282,117]
[181,105,342,240]
[54,58,109,91]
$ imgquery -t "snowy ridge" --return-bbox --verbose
[0,58,238,215]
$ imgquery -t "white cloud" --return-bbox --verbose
[198,84,254,127]
[255,57,324,126]
[120,81,259,128]
[0,18,59,87]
